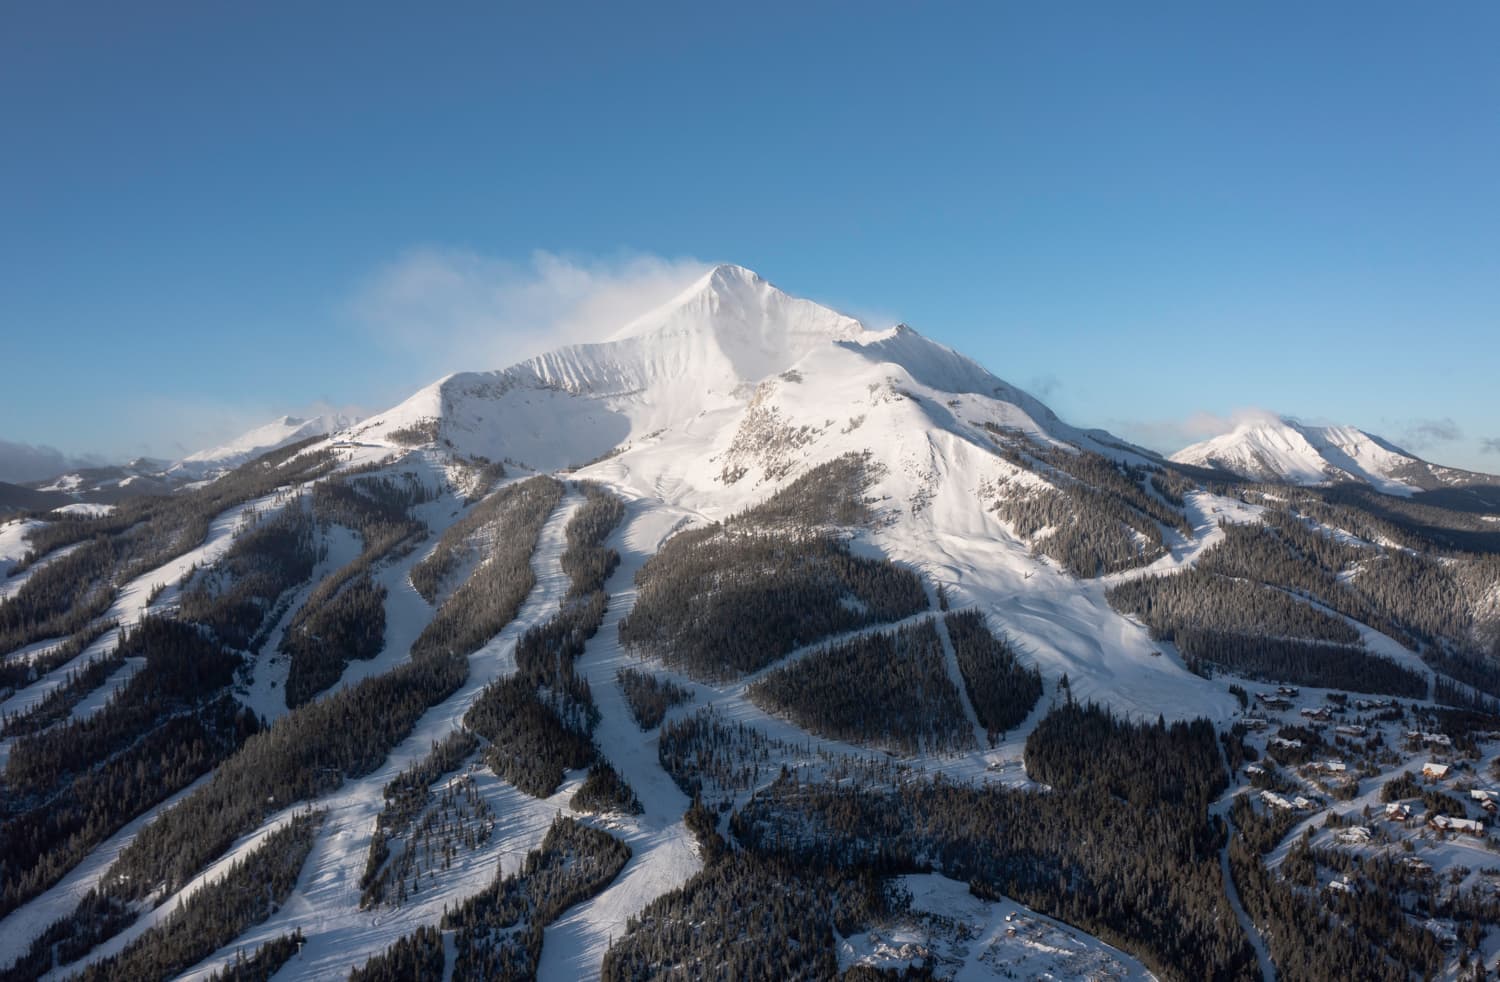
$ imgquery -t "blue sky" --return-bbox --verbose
[3,1,1497,476]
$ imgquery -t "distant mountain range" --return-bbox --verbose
[5,415,358,512]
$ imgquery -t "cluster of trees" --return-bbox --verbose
[0,694,256,923]
[465,482,628,799]
[1024,439,1193,539]
[1179,628,1427,697]
[621,531,927,682]
[361,730,482,907]
[601,848,896,980]
[985,433,1193,577]
[571,759,643,815]
[6,617,242,794]
[281,573,386,707]
[376,773,493,908]
[409,477,564,660]
[1199,508,1499,664]
[1431,658,1500,709]
[561,480,624,597]
[4,453,542,972]
[1107,568,1362,645]
[206,929,305,982]
[385,417,441,446]
[349,926,445,982]
[991,482,1166,578]
[5,812,320,982]
[1315,841,1500,945]
[11,641,474,970]
[1319,482,1500,554]
[465,675,594,797]
[0,535,125,655]
[280,473,436,707]
[68,811,322,982]
[442,815,631,980]
[616,666,692,730]
[409,476,559,604]
[730,702,1257,981]
[727,451,881,530]
[1228,832,1442,980]
[622,454,925,682]
[109,650,469,902]
[944,609,1042,741]
[749,619,975,755]
[0,619,115,730]
[1,437,335,656]
[1199,514,1390,626]
[658,706,797,804]
[1229,793,1299,855]
[0,617,260,920]
[309,472,432,568]
[178,507,322,650]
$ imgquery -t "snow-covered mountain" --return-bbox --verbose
[349,263,1150,514]
[168,413,360,480]
[9,262,1500,982]
[1170,415,1494,496]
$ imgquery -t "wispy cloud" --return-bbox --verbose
[348,248,709,377]
[1108,407,1281,454]
[1481,437,1500,455]
[1389,417,1461,451]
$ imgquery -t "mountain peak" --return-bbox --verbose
[608,262,865,350]
[702,262,764,290]
[1169,414,1465,495]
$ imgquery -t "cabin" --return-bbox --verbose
[1409,731,1454,748]
[1278,686,1300,697]
[1385,802,1412,821]
[1270,737,1304,750]
[1261,791,1295,811]
[1428,814,1485,836]
[1258,695,1293,711]
[1423,762,1451,780]
[1336,826,1371,845]
[1301,707,1333,722]
[1335,724,1367,738]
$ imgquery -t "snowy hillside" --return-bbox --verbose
[1172,415,1496,496]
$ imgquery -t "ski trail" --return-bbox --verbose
[148,491,582,982]
[537,499,701,982]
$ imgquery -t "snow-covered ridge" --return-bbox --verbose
[1171,415,1495,496]
[169,413,360,479]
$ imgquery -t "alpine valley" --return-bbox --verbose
[3,265,1500,982]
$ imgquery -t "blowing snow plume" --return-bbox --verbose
[350,249,710,377]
